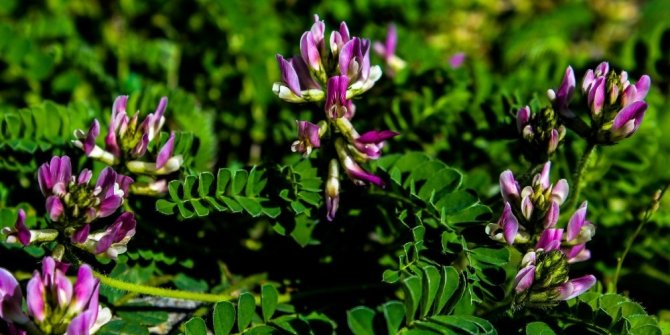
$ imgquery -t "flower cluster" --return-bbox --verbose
[516,105,566,163]
[273,15,382,104]
[275,15,398,221]
[73,96,183,195]
[548,62,650,144]
[0,257,111,335]
[2,156,136,259]
[487,162,596,308]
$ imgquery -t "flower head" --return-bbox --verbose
[579,62,650,143]
[291,121,322,157]
[516,106,566,162]
[73,96,183,193]
[0,257,111,334]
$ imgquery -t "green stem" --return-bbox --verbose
[566,142,597,210]
[610,184,669,292]
[94,271,291,304]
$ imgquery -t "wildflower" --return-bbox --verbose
[273,15,382,103]
[514,249,596,308]
[547,66,576,118]
[73,96,183,194]
[373,24,406,75]
[291,121,323,157]
[0,257,111,334]
[38,156,131,225]
[448,52,466,69]
[5,156,136,259]
[325,75,355,119]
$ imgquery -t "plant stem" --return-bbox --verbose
[566,142,596,210]
[610,184,669,292]
[93,271,291,304]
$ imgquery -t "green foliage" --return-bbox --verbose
[183,284,335,335]
[156,166,280,219]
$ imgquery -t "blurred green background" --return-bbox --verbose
[2,0,670,331]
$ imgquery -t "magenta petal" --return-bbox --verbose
[514,265,535,293]
[499,170,519,203]
[156,132,176,169]
[516,106,530,133]
[111,96,128,129]
[612,101,647,132]
[38,162,52,195]
[291,56,320,90]
[300,31,321,71]
[276,54,302,96]
[537,161,551,189]
[95,167,117,196]
[448,52,466,69]
[499,202,519,245]
[356,130,399,144]
[326,193,339,222]
[115,174,134,197]
[70,265,97,314]
[26,271,46,322]
[590,77,606,115]
[66,309,95,335]
[596,62,609,76]
[77,169,93,185]
[54,270,73,308]
[342,156,384,187]
[544,201,560,228]
[154,97,168,122]
[552,179,569,205]
[72,225,90,244]
[46,196,64,222]
[567,202,588,241]
[83,120,100,155]
[557,66,575,102]
[582,69,595,93]
[14,209,31,246]
[635,75,651,100]
[297,121,321,148]
[385,24,397,56]
[0,267,26,323]
[56,156,72,186]
[536,228,563,251]
[339,39,356,76]
[95,212,136,254]
[558,275,597,300]
[97,196,122,218]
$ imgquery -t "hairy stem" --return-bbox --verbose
[94,271,290,304]
[610,184,669,292]
[566,142,596,209]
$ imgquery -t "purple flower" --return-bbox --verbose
[340,38,382,96]
[566,201,595,244]
[0,257,111,334]
[73,212,136,260]
[0,268,28,325]
[499,170,520,204]
[325,75,355,119]
[448,52,466,69]
[353,130,399,160]
[3,209,31,246]
[557,275,597,300]
[536,228,563,251]
[300,15,326,74]
[515,106,566,159]
[486,202,523,245]
[373,24,406,75]
[580,62,651,143]
[330,22,350,57]
[274,55,324,102]
[73,96,184,181]
[291,121,322,157]
[547,66,576,118]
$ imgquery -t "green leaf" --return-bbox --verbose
[155,199,176,215]
[261,284,279,322]
[238,292,256,331]
[382,301,405,335]
[213,301,236,335]
[347,306,376,335]
[526,321,557,335]
[419,265,441,318]
[184,317,207,335]
[244,325,279,335]
[116,310,169,326]
[402,276,422,323]
[433,266,460,314]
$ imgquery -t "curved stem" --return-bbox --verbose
[610,184,669,292]
[566,142,597,210]
[93,271,291,304]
